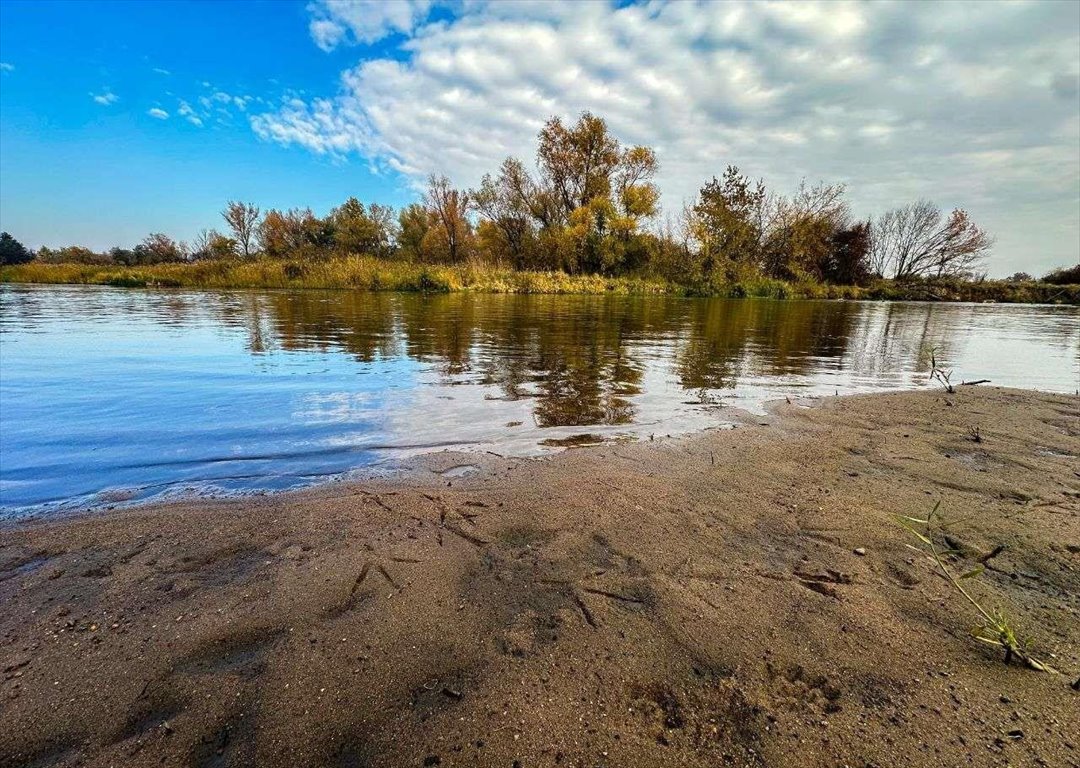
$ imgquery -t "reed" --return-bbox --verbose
[3,257,1078,303]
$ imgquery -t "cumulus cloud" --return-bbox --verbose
[255,0,1080,273]
[307,0,433,50]
[0,62,14,73]
[177,100,203,127]
[91,90,119,105]
[147,107,169,120]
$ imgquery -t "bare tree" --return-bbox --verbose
[870,201,992,279]
[191,228,237,260]
[190,229,213,259]
[222,201,260,258]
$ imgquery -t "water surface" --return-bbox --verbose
[1,285,1076,516]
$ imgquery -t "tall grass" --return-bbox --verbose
[3,257,1077,303]
[1,258,677,295]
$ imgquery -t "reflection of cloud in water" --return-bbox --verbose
[294,391,380,424]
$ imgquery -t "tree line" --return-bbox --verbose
[2,112,1075,286]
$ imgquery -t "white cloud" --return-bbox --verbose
[0,62,13,73]
[255,0,1080,274]
[91,90,118,105]
[153,67,171,76]
[147,108,170,120]
[177,100,204,127]
[307,0,433,50]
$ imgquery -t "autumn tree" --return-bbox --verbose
[1041,264,1080,285]
[329,198,396,257]
[257,209,293,257]
[108,247,136,265]
[648,205,700,283]
[423,174,472,263]
[397,203,430,260]
[61,246,111,264]
[0,232,32,265]
[615,146,660,220]
[142,233,187,263]
[257,208,333,258]
[190,229,213,259]
[470,159,540,269]
[929,209,993,279]
[825,221,872,285]
[691,166,767,276]
[524,113,660,274]
[191,229,237,260]
[762,181,850,280]
[222,201,260,258]
[538,113,621,219]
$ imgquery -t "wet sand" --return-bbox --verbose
[1,387,1078,768]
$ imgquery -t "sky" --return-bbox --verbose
[0,0,1078,277]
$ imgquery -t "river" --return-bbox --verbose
[1,284,1076,516]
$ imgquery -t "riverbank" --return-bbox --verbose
[1,387,1078,767]
[4,259,1078,303]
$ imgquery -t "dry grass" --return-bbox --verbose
[3,257,1078,303]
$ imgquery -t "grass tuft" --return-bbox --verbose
[898,501,1053,672]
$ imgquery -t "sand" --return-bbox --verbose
[1,386,1078,768]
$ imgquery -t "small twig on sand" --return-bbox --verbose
[961,379,991,386]
[978,544,1006,564]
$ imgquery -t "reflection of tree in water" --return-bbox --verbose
[214,290,1078,428]
[230,292,869,426]
[840,302,963,380]
[201,292,284,355]
[13,286,1077,431]
[529,334,641,427]
[675,301,750,391]
[245,300,267,354]
[675,299,861,390]
[401,294,682,427]
[254,291,400,363]
[749,301,859,374]
[398,296,476,377]
[230,292,657,427]
[407,295,663,426]
[470,296,659,427]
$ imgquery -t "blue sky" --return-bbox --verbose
[1,0,1078,276]
[0,0,416,249]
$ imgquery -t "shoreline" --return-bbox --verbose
[4,260,1079,304]
[0,403,762,528]
[1,387,1078,767]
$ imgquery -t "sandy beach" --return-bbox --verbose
[1,386,1077,768]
